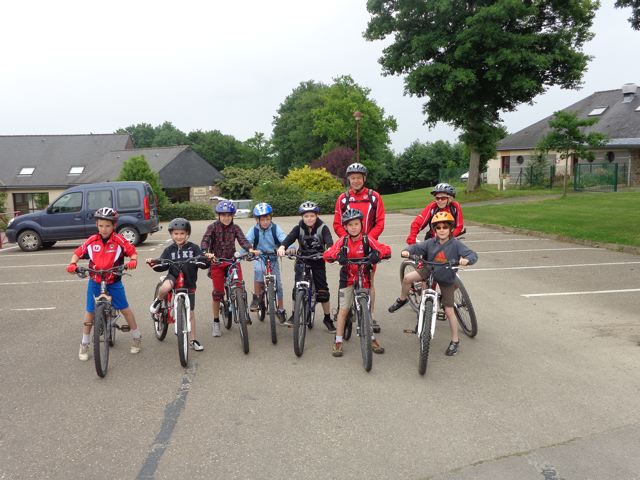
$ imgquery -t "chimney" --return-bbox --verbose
[622,83,638,103]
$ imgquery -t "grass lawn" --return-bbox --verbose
[383,184,562,211]
[463,191,640,247]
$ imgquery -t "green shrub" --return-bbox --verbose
[160,202,215,221]
[283,165,342,192]
[252,181,342,216]
[306,189,343,214]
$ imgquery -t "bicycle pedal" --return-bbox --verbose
[118,324,131,332]
[403,329,416,335]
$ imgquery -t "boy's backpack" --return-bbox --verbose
[341,233,370,257]
[339,189,379,219]
[298,223,328,252]
[252,224,281,251]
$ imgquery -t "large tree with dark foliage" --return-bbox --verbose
[616,0,640,29]
[365,0,598,191]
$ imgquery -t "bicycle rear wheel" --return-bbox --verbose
[418,299,433,376]
[357,296,373,372]
[267,283,277,344]
[176,296,189,367]
[236,289,250,354]
[152,283,168,341]
[400,260,422,312]
[454,277,478,338]
[344,309,353,341]
[293,289,307,357]
[93,302,110,378]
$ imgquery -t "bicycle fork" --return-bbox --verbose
[417,289,438,338]
[173,292,192,335]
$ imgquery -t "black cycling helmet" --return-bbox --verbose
[298,201,320,214]
[168,217,191,235]
[431,183,456,198]
[346,162,368,176]
[94,207,119,224]
[341,208,364,225]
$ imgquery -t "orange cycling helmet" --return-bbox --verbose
[431,211,455,227]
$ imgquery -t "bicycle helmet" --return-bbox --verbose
[167,217,191,235]
[341,208,364,225]
[253,202,273,217]
[431,183,456,197]
[346,162,368,176]
[298,201,320,214]
[94,207,119,223]
[431,211,455,226]
[215,200,237,214]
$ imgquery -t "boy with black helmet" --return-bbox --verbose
[146,217,209,351]
[406,182,465,244]
[277,201,335,331]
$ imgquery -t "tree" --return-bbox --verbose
[616,0,640,29]
[116,155,169,208]
[537,110,607,198]
[283,166,343,192]
[243,132,275,168]
[365,0,598,192]
[311,147,355,179]
[115,123,156,148]
[188,129,249,170]
[396,140,466,191]
[218,165,281,199]
[115,122,187,148]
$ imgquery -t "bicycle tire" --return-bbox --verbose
[258,297,266,322]
[344,310,353,341]
[152,282,168,341]
[418,299,433,376]
[400,260,422,313]
[176,296,189,367]
[454,276,478,338]
[267,282,277,344]
[236,289,250,354]
[292,289,307,357]
[109,310,116,347]
[93,302,110,378]
[221,298,232,330]
[357,296,373,372]
[308,290,316,329]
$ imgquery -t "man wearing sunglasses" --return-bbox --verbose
[405,183,465,245]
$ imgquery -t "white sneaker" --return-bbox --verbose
[130,337,142,354]
[78,343,89,361]
[149,299,161,314]
[190,339,204,351]
[212,321,221,337]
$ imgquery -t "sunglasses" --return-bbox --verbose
[434,225,451,231]
[435,196,449,201]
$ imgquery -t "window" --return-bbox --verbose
[588,107,607,116]
[88,190,113,211]
[516,155,524,165]
[18,167,35,176]
[50,192,82,214]
[501,155,510,174]
[68,166,85,175]
[118,188,140,209]
[12,192,50,214]
[606,151,615,163]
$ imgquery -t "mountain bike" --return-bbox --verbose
[215,253,253,354]
[400,257,477,337]
[256,252,279,345]
[76,265,130,378]
[149,256,208,367]
[285,252,322,357]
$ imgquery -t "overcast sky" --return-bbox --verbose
[2,0,639,153]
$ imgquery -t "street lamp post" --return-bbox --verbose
[353,111,362,162]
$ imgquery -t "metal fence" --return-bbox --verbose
[511,165,557,189]
[573,163,623,192]
[438,167,468,184]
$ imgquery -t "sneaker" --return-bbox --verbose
[437,309,446,321]
[332,342,343,357]
[445,341,459,356]
[323,316,336,332]
[283,312,294,327]
[372,319,381,333]
[250,294,260,312]
[78,343,89,361]
[149,299,161,314]
[388,297,408,313]
[190,339,204,351]
[130,337,142,354]
[212,321,221,337]
[277,309,287,324]
[372,339,385,354]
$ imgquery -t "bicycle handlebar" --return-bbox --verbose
[405,255,459,268]
[75,264,128,279]
[213,252,254,264]
[285,253,324,262]
[148,257,209,268]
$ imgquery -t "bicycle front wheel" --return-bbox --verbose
[153,283,168,341]
[267,283,277,344]
[454,277,478,338]
[221,298,232,330]
[356,296,373,372]
[292,289,307,357]
[93,302,110,378]
[236,289,250,354]
[176,296,189,367]
[418,299,434,376]
[400,260,422,313]
[344,309,353,341]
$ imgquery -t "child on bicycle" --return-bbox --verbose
[147,218,210,351]
[323,208,391,357]
[66,207,140,361]
[200,200,257,338]
[244,202,288,323]
[389,211,477,356]
[406,183,464,244]
[277,201,335,331]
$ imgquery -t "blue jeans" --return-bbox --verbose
[253,256,284,301]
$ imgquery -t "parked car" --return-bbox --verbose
[5,181,159,251]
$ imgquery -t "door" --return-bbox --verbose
[39,192,84,240]
[85,189,114,236]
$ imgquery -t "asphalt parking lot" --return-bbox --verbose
[1,213,639,480]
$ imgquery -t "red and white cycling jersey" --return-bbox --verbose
[74,233,136,284]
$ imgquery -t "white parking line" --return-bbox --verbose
[0,245,163,258]
[380,235,533,242]
[477,247,597,254]
[11,307,56,311]
[522,288,640,298]
[0,279,81,286]
[465,261,640,272]
[0,264,67,269]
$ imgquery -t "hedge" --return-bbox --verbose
[252,181,342,216]
[159,202,215,221]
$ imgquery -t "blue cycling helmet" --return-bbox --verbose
[298,201,320,215]
[253,202,273,217]
[215,200,237,214]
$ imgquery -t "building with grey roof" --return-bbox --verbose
[487,83,640,187]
